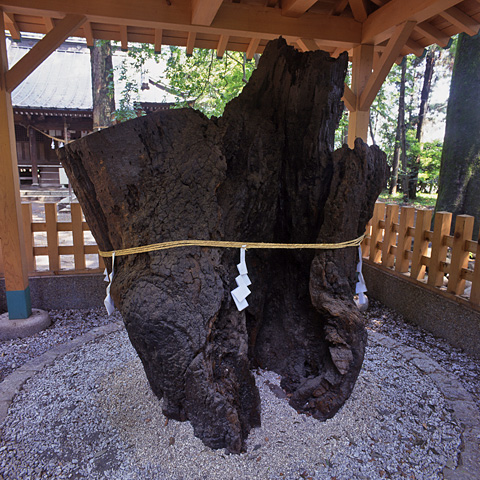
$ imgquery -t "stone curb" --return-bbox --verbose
[0,321,124,426]
[1,324,478,479]
[369,330,480,480]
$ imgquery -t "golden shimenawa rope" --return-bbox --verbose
[98,235,365,258]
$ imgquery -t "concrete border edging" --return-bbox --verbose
[0,321,123,424]
[369,330,480,480]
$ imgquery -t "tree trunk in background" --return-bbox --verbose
[399,61,408,197]
[389,67,405,195]
[59,39,388,453]
[436,32,480,238]
[90,40,115,130]
[408,48,435,199]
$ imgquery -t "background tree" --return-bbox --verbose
[90,40,115,130]
[435,32,480,237]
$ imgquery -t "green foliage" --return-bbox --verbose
[163,47,256,117]
[379,191,438,207]
[417,141,442,193]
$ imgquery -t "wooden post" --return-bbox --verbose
[410,208,432,280]
[471,229,480,305]
[427,211,452,287]
[28,126,39,186]
[348,44,374,148]
[369,202,385,263]
[448,214,474,296]
[381,203,399,268]
[0,14,32,319]
[395,206,415,273]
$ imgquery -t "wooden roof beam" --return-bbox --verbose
[359,20,416,110]
[44,16,54,31]
[349,0,368,22]
[5,13,86,93]
[246,37,260,60]
[154,28,162,54]
[296,37,320,51]
[415,21,450,47]
[83,20,94,47]
[363,0,464,44]
[186,31,196,56]
[282,0,317,17]
[191,0,223,26]
[405,38,425,56]
[4,11,20,40]
[216,34,229,59]
[0,1,361,48]
[439,6,480,37]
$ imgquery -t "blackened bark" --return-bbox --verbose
[59,38,388,453]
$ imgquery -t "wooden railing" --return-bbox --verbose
[0,203,104,276]
[0,201,479,308]
[362,202,480,307]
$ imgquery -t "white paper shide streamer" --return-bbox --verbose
[355,245,367,305]
[231,246,252,311]
[104,252,115,315]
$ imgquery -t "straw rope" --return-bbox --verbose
[98,235,365,258]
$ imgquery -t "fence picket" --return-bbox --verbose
[448,215,474,295]
[427,211,452,287]
[0,238,3,276]
[45,203,60,272]
[21,203,35,273]
[410,209,432,280]
[71,203,86,270]
[395,206,415,273]
[369,202,385,263]
[471,229,480,305]
[382,204,399,268]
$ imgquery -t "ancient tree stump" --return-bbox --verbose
[59,38,388,453]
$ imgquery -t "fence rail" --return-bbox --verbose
[362,202,479,307]
[0,201,479,308]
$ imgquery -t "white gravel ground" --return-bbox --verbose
[1,300,479,480]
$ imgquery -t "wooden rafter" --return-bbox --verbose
[154,28,162,53]
[406,38,425,56]
[362,0,464,44]
[191,0,223,26]
[296,37,319,51]
[439,6,480,37]
[246,37,260,60]
[186,31,196,56]
[216,34,229,59]
[83,20,94,46]
[44,16,54,31]
[5,13,86,93]
[3,11,20,40]
[359,20,417,110]
[349,0,368,22]
[415,21,450,47]
[330,0,349,15]
[282,0,317,17]
[120,24,128,50]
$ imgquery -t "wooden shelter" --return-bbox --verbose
[1,0,480,319]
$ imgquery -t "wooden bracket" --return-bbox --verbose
[342,83,356,111]
[359,20,416,111]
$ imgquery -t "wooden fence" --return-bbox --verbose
[0,201,479,308]
[0,203,104,276]
[362,202,480,307]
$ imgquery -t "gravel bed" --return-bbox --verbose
[1,301,479,479]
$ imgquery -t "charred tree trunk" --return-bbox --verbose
[59,39,387,453]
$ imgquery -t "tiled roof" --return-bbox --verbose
[8,36,177,111]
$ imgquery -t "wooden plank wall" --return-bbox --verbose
[362,202,480,307]
[0,201,478,309]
